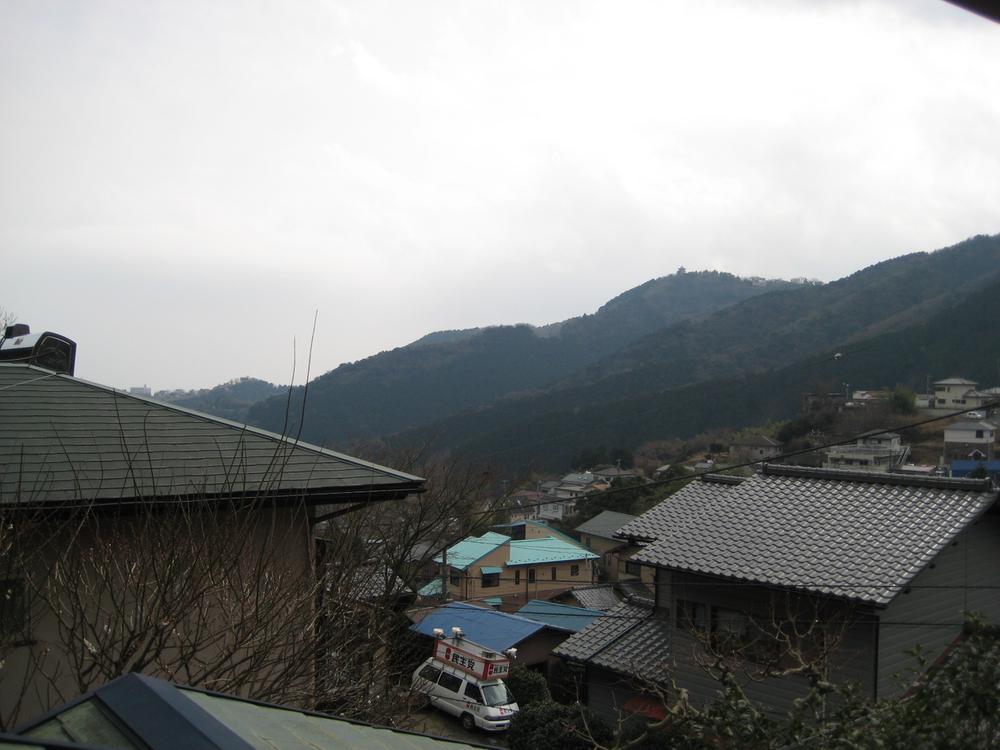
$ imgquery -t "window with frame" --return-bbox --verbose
[551,567,557,581]
[570,564,580,576]
[419,664,442,683]
[528,568,536,583]
[0,579,26,639]
[625,560,642,576]
[481,572,500,588]
[437,672,463,693]
[464,683,484,703]
[449,570,460,586]
[514,570,521,585]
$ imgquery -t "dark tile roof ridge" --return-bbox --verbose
[0,363,424,484]
[761,462,993,492]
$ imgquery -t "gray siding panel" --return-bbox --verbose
[877,513,1000,698]
[667,571,877,715]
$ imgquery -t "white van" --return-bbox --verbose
[411,635,519,731]
[412,657,518,731]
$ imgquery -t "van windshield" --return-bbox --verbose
[481,682,511,707]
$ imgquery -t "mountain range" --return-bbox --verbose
[177,233,1000,472]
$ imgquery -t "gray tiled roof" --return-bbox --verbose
[615,474,744,542]
[627,465,996,605]
[567,584,622,611]
[553,601,670,677]
[575,510,637,539]
[0,364,424,506]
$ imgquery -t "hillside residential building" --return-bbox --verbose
[574,511,636,580]
[729,434,782,463]
[429,527,598,606]
[943,420,997,461]
[591,465,642,483]
[932,377,998,411]
[0,362,425,728]
[822,431,909,472]
[554,466,1000,723]
[552,472,609,499]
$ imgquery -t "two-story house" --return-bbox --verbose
[554,466,1000,723]
[943,420,997,461]
[431,526,598,606]
[822,431,909,472]
[574,511,636,581]
[0,361,426,728]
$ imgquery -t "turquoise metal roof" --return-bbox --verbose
[516,600,603,633]
[506,537,599,566]
[417,578,443,597]
[434,532,509,571]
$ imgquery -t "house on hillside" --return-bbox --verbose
[430,528,598,606]
[9,673,481,750]
[574,511,636,580]
[729,434,782,463]
[552,472,609,499]
[943,420,997,462]
[932,377,999,412]
[0,361,425,728]
[591,465,642,484]
[554,466,1000,723]
[506,489,544,521]
[822,431,909,472]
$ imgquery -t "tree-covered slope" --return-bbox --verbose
[155,378,285,424]
[245,271,797,444]
[396,235,1000,470]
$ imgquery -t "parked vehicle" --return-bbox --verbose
[411,634,519,731]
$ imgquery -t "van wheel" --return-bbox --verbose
[460,713,476,732]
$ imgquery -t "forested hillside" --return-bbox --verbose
[244,271,797,445]
[404,271,1000,471]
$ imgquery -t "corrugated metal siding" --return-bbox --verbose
[877,512,1000,698]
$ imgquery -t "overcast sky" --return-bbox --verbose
[2,0,998,390]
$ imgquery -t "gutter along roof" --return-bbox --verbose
[0,363,425,507]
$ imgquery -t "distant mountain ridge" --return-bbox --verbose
[392,234,1000,468]
[156,377,285,424]
[244,270,801,444]
[407,269,1000,471]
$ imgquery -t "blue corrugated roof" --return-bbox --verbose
[507,537,599,566]
[410,602,548,651]
[515,600,603,633]
[434,532,510,571]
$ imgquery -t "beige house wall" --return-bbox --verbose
[1,503,317,730]
[444,543,596,604]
